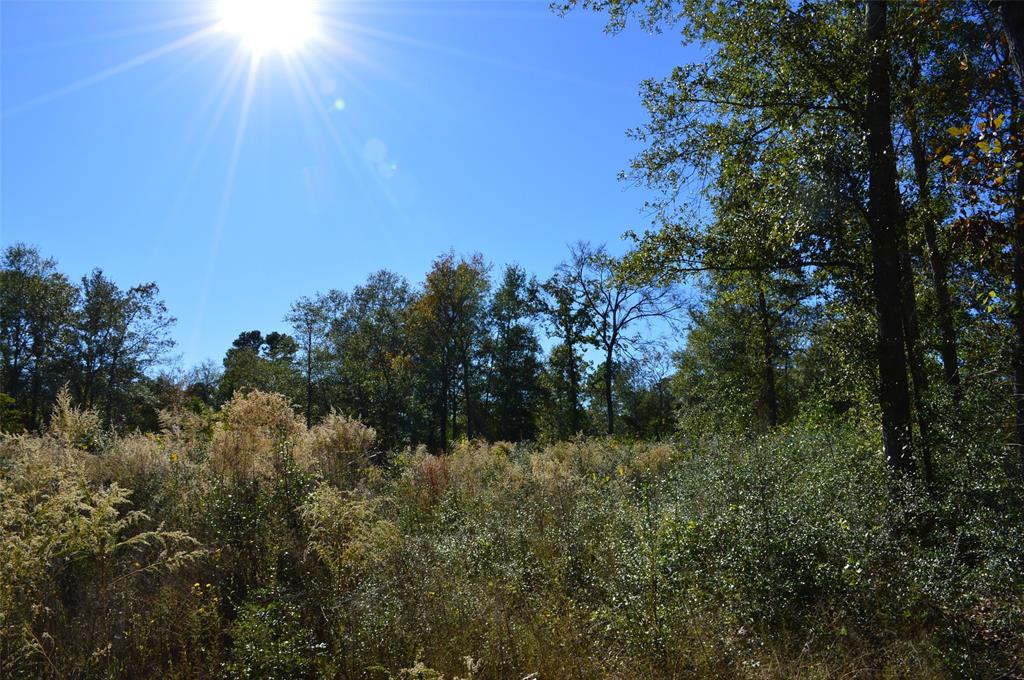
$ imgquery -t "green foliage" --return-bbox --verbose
[225,589,325,680]
[484,265,544,442]
[0,427,203,678]
[219,331,303,406]
[1,389,1022,678]
[326,272,416,450]
[4,4,1024,678]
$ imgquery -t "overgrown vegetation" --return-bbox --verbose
[1,391,1021,678]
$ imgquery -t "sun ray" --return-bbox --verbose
[142,53,251,272]
[320,15,615,93]
[2,25,220,118]
[280,57,331,151]
[145,37,229,96]
[288,57,402,241]
[5,13,217,56]
[300,41,402,120]
[188,55,260,358]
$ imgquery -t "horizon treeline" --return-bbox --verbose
[0,241,685,450]
[5,1,1024,481]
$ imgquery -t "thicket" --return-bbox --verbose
[2,389,1020,678]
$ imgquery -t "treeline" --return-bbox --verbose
[1,243,681,449]
[0,244,174,432]
[9,1,1024,483]
[548,0,1024,483]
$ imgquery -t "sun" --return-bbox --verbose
[218,0,318,55]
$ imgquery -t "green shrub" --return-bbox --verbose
[225,588,326,679]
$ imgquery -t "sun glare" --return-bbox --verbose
[218,0,318,55]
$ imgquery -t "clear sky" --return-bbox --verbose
[1,0,696,368]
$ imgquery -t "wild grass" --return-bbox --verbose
[0,390,1020,678]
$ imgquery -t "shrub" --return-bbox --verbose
[301,486,401,585]
[295,411,376,487]
[211,390,304,484]
[225,589,326,679]
[0,432,204,678]
[47,385,103,452]
[2,389,1021,679]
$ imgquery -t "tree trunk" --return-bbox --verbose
[866,0,915,475]
[305,342,313,428]
[756,290,779,428]
[907,73,960,395]
[29,365,42,431]
[463,357,474,440]
[439,375,449,452]
[994,1,1024,456]
[899,242,934,485]
[1014,148,1024,450]
[568,340,580,435]
[894,105,934,478]
[605,347,615,435]
[993,1,1024,85]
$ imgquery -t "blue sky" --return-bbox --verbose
[2,0,696,368]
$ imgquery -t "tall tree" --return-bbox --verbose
[287,292,343,426]
[562,243,682,435]
[409,253,490,450]
[0,244,75,430]
[330,272,415,451]
[865,0,915,474]
[484,265,544,442]
[990,1,1024,452]
[537,270,592,439]
[66,270,175,427]
[560,0,968,474]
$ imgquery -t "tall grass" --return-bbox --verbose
[1,390,1020,678]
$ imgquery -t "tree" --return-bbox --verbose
[615,351,676,439]
[561,243,682,435]
[0,244,75,430]
[674,271,814,433]
[287,292,344,427]
[408,253,490,450]
[560,0,989,474]
[183,359,223,408]
[537,269,592,439]
[219,330,301,404]
[66,269,175,427]
[484,265,544,442]
[329,271,416,451]
[865,0,915,474]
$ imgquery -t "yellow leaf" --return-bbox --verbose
[941,155,953,165]
[946,126,962,136]
[977,140,990,152]
[994,113,1005,129]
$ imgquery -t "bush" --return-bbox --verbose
[0,432,203,678]
[1,391,1020,678]
[225,589,325,679]
[295,411,376,488]
[211,390,304,484]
